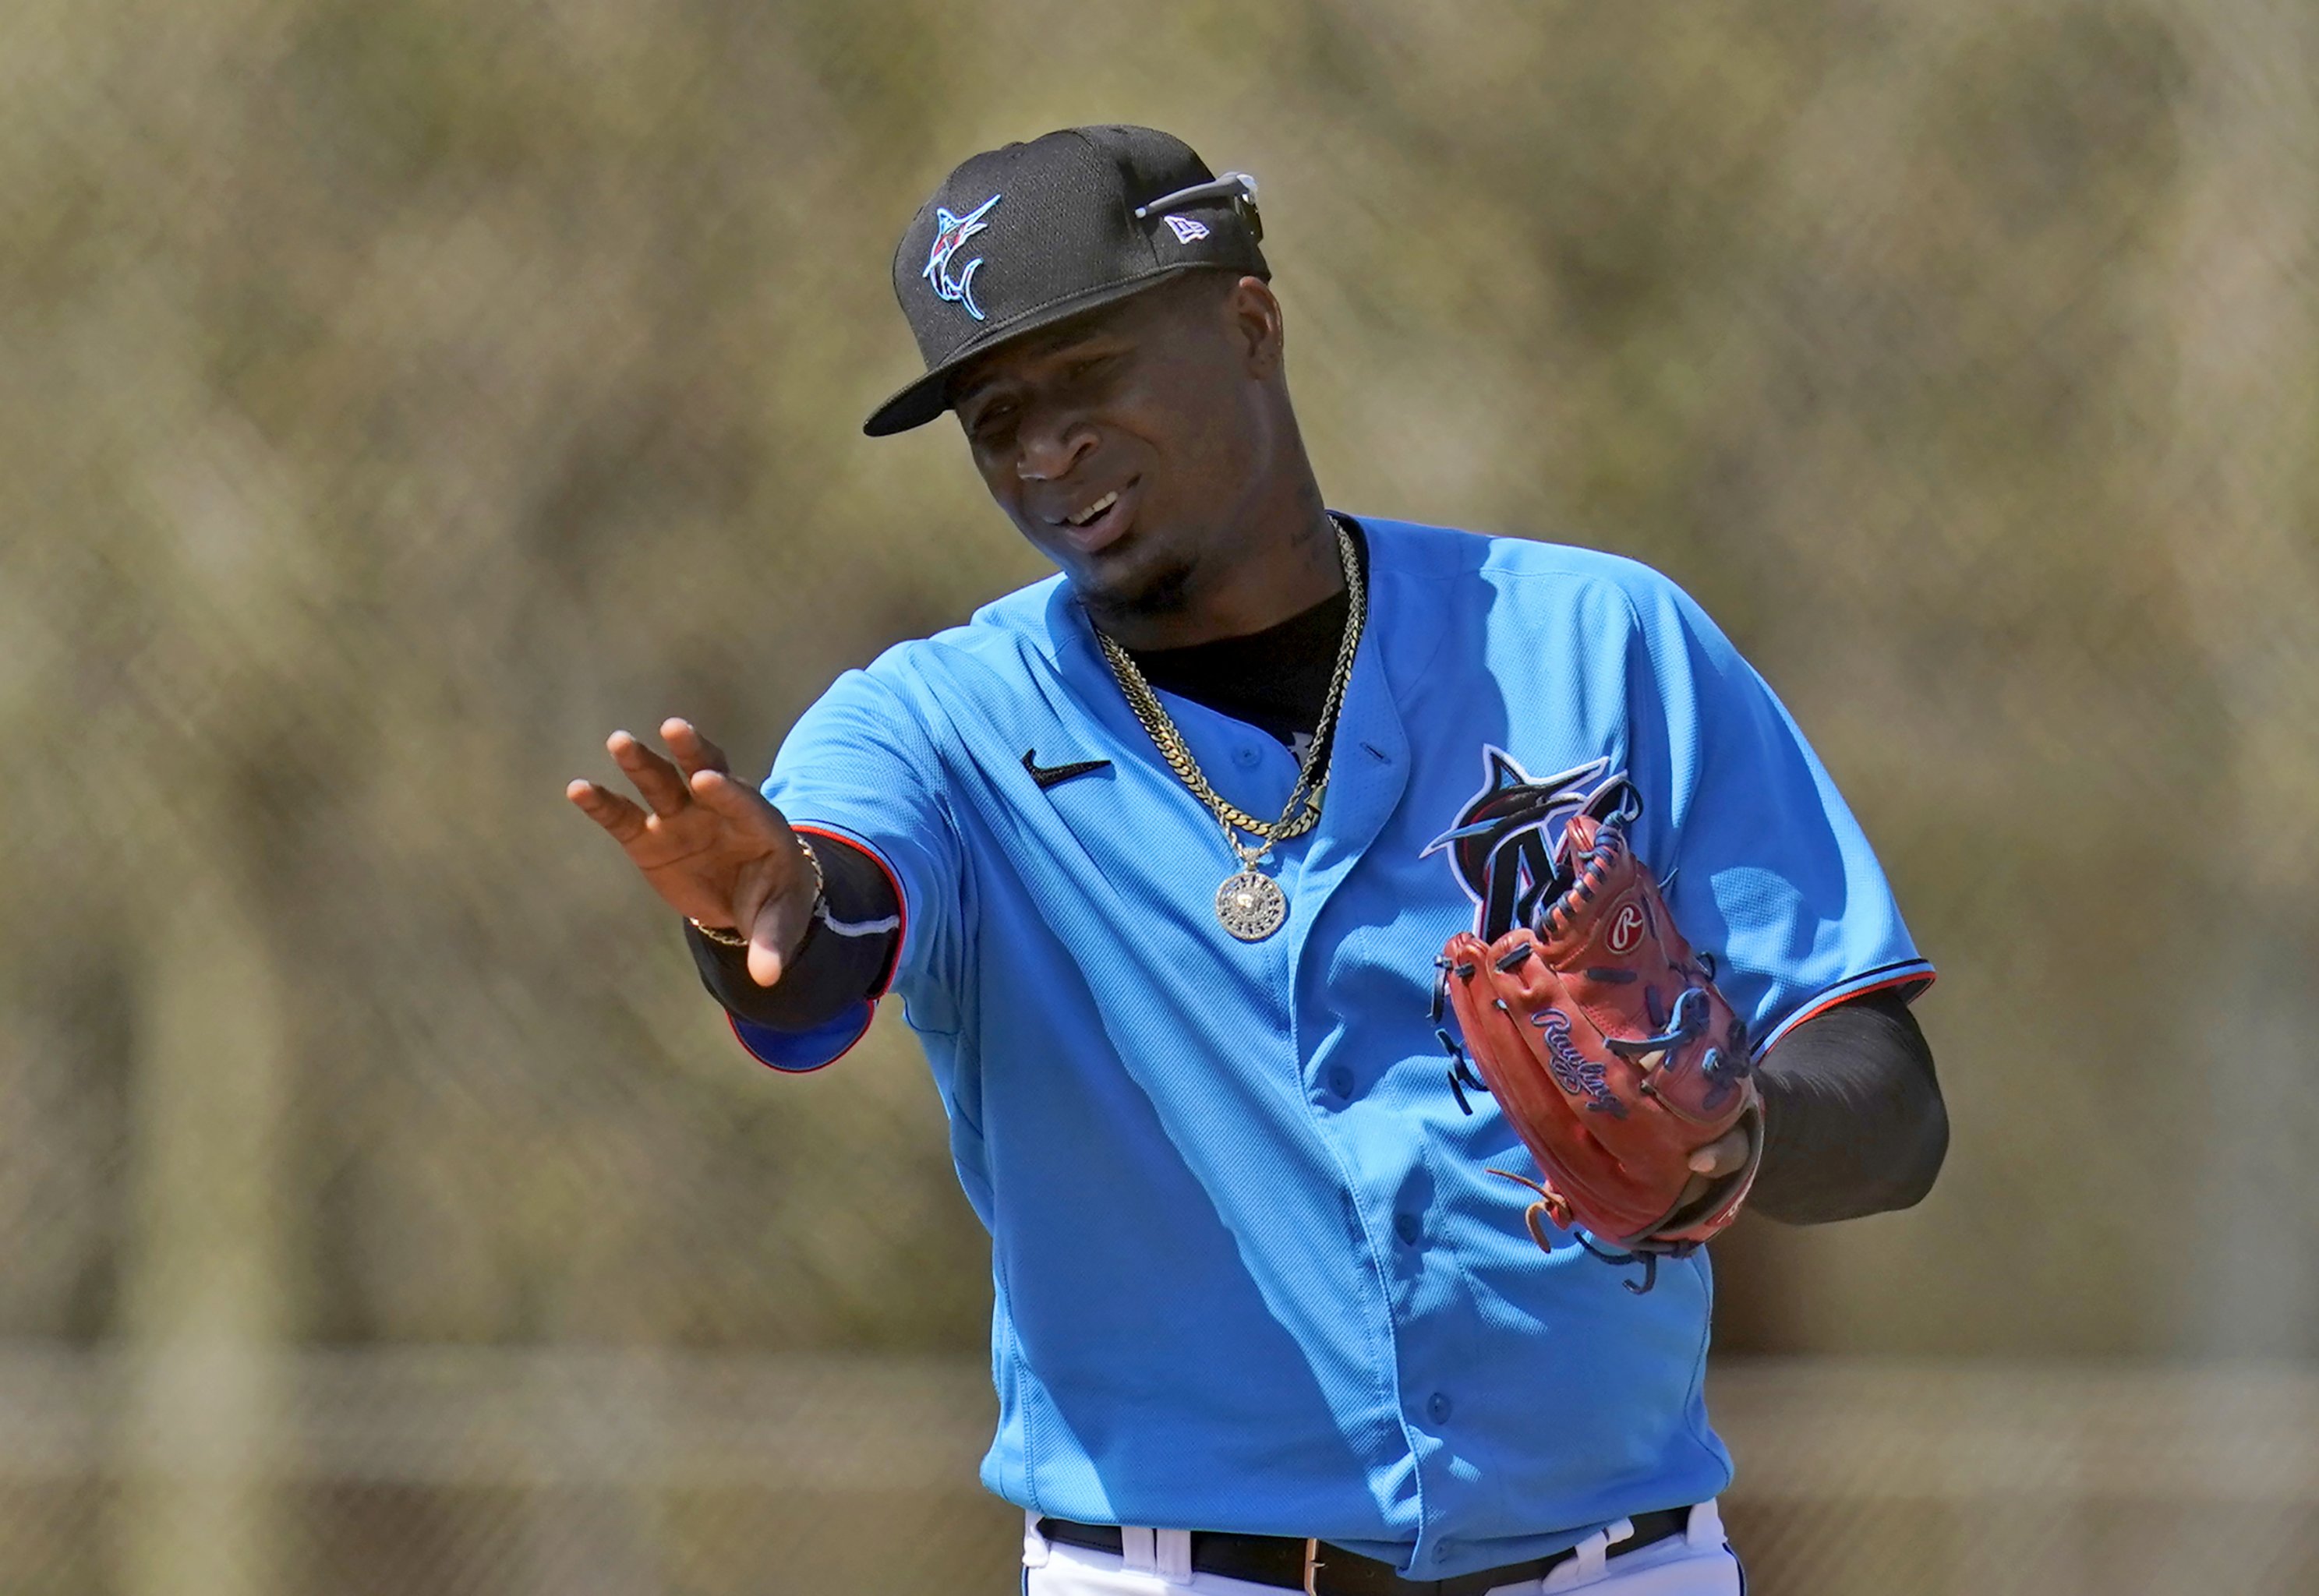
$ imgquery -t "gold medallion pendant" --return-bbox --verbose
[1215,869,1289,941]
[1094,516,1366,948]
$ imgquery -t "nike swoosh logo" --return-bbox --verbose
[1022,749,1112,790]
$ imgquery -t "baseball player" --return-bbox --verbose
[570,127,1946,1594]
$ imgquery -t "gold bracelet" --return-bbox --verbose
[689,835,825,950]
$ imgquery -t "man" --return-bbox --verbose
[570,127,1945,1595]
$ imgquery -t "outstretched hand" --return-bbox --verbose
[567,719,818,987]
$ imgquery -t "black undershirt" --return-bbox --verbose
[1132,583,1352,752]
[688,536,1947,1223]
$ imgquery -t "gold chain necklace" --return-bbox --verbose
[1094,517,1366,941]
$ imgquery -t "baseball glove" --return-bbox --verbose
[1436,814,1762,1291]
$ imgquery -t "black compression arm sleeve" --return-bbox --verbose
[1748,990,1948,1225]
[685,836,900,1032]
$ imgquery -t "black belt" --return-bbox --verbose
[1037,1506,1695,1595]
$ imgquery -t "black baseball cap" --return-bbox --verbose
[863,125,1270,437]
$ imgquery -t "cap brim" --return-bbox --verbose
[861,264,1228,437]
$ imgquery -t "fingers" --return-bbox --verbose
[727,828,809,954]
[1688,1126,1752,1178]
[607,729,691,817]
[687,765,786,835]
[745,873,820,988]
[566,779,649,842]
[662,717,732,782]
[578,719,792,934]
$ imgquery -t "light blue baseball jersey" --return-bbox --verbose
[741,516,1931,1580]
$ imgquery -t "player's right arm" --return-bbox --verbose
[578,664,963,1071]
[566,717,820,990]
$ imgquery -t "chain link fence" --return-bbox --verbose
[3,0,2315,1591]
[1,1351,2315,1594]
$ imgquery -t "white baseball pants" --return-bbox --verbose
[1021,1502,1743,1594]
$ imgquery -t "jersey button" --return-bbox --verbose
[1394,1211,1423,1246]
[1426,1392,1453,1425]
[1232,743,1260,768]
[1326,1065,1355,1100]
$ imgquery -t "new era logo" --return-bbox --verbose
[1163,214,1210,244]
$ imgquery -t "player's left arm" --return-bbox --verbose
[1613,565,1945,1222]
[1744,989,1946,1220]
[1633,960,1946,1226]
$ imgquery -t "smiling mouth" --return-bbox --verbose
[1043,477,1140,555]
[1062,489,1119,528]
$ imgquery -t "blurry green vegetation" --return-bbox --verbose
[6,0,2317,1355]
[0,0,2310,1587]
[0,0,2316,1586]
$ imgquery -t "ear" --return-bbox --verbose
[1223,276,1285,378]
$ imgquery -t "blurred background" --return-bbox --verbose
[4,0,2314,1591]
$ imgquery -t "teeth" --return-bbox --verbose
[1066,489,1119,528]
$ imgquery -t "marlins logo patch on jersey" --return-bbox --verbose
[1423,749,1639,941]
[924,192,1002,321]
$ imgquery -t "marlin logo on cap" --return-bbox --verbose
[923,192,1002,321]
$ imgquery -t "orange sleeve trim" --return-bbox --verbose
[1755,964,1936,1057]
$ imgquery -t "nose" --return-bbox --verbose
[1016,410,1098,482]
